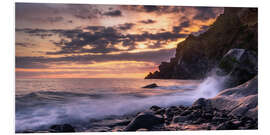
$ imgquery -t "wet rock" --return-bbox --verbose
[192,98,212,111]
[155,108,166,115]
[124,111,164,131]
[173,115,191,123]
[150,105,161,111]
[49,124,75,132]
[210,76,258,119]
[136,128,148,131]
[180,109,192,116]
[142,83,158,88]
[215,121,239,130]
[217,49,257,88]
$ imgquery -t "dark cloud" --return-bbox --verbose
[122,5,191,14]
[139,19,156,24]
[16,42,36,47]
[17,26,187,55]
[193,7,218,21]
[16,48,175,69]
[118,23,135,30]
[103,10,122,17]
[15,3,102,22]
[47,16,64,23]
[173,21,190,33]
[65,4,102,20]
[143,5,159,12]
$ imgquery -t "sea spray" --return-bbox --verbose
[192,72,229,99]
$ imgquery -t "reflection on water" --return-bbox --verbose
[16,78,201,132]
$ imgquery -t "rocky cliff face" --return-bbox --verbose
[145,7,258,80]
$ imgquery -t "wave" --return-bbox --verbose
[15,73,228,132]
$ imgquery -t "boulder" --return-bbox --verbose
[142,83,158,88]
[209,76,258,119]
[150,105,161,111]
[124,111,164,131]
[49,124,75,132]
[217,49,257,87]
[173,115,191,123]
[192,98,212,111]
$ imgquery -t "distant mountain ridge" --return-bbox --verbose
[145,7,258,80]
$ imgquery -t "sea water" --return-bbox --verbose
[15,76,226,132]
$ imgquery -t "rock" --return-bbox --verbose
[173,115,191,123]
[180,109,192,116]
[150,105,161,111]
[49,124,75,132]
[124,111,164,131]
[210,76,258,119]
[217,49,257,88]
[215,121,240,130]
[192,98,212,111]
[155,108,165,115]
[142,83,158,88]
[136,128,148,131]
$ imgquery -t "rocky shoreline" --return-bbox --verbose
[21,75,258,133]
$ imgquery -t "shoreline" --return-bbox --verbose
[19,76,258,133]
[20,100,257,133]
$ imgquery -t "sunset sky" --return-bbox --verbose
[15,3,224,78]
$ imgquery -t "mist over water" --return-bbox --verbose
[16,74,228,132]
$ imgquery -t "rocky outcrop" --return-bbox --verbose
[145,7,257,80]
[209,76,258,119]
[142,83,158,88]
[217,49,257,88]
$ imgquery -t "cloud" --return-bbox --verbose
[103,10,122,17]
[15,42,36,47]
[118,23,135,30]
[139,19,156,24]
[121,5,191,14]
[16,26,187,55]
[143,5,159,12]
[47,16,64,23]
[173,21,190,33]
[15,48,175,69]
[193,7,220,20]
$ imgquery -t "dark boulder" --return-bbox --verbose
[217,49,257,88]
[192,98,212,111]
[49,124,75,132]
[150,105,161,111]
[124,111,164,131]
[142,83,158,88]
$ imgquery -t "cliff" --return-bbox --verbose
[145,7,258,80]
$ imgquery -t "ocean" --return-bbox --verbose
[15,77,226,132]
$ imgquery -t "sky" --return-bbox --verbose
[15,3,224,79]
